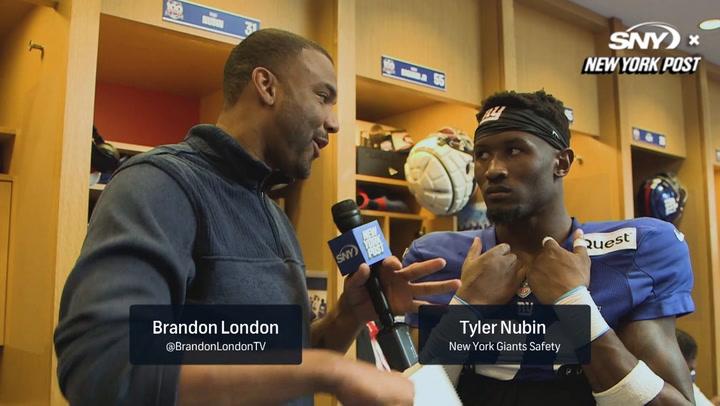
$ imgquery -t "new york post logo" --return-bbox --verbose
[361,227,385,259]
[582,22,701,75]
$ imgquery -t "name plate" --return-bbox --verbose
[163,0,260,40]
[632,127,666,148]
[381,55,446,91]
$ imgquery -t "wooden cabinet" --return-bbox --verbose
[624,71,687,157]
[709,75,720,161]
[356,174,456,257]
[514,1,602,137]
[0,128,14,174]
[0,179,11,346]
[0,0,98,403]
[101,0,319,46]
[355,96,471,259]
[356,0,483,105]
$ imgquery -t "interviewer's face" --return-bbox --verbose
[268,48,339,180]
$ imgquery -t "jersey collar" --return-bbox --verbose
[481,218,583,251]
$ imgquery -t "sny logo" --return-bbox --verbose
[609,22,681,50]
[336,244,359,264]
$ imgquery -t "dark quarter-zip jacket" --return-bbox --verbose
[55,125,312,405]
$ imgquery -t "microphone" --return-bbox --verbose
[331,199,418,371]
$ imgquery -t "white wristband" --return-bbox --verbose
[555,285,610,341]
[593,360,664,406]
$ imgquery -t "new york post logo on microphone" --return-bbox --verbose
[328,220,391,275]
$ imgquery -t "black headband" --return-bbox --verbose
[474,106,569,150]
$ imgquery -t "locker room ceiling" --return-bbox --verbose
[569,0,719,66]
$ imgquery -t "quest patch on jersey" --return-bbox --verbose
[583,227,637,256]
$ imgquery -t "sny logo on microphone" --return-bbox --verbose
[336,244,359,264]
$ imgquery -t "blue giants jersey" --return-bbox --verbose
[404,217,694,382]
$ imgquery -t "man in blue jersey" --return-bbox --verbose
[404,90,695,405]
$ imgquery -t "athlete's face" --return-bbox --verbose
[267,48,338,179]
[473,131,562,224]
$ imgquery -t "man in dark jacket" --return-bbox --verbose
[54,28,457,406]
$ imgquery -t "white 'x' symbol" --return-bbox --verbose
[689,35,700,46]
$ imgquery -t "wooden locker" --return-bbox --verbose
[0,180,11,346]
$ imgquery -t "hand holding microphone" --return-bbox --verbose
[329,199,459,371]
[342,256,459,324]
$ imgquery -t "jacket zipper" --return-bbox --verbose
[258,179,283,256]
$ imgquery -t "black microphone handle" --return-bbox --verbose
[332,199,395,329]
[366,262,395,329]
[331,199,418,370]
[366,263,418,371]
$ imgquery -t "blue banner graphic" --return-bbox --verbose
[418,304,591,365]
[130,305,302,364]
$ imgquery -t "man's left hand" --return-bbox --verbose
[526,228,590,304]
[341,256,460,324]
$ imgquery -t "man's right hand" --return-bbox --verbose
[179,350,412,406]
[331,360,414,406]
[455,237,524,304]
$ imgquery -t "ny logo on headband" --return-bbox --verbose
[479,106,506,125]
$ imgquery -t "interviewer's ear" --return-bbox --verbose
[554,148,574,177]
[251,67,278,106]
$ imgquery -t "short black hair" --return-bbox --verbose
[479,90,570,142]
[676,328,698,361]
[222,28,333,106]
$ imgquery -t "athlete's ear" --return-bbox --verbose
[554,148,574,178]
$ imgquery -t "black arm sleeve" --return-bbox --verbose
[54,163,196,406]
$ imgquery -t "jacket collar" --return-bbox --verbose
[184,124,291,189]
